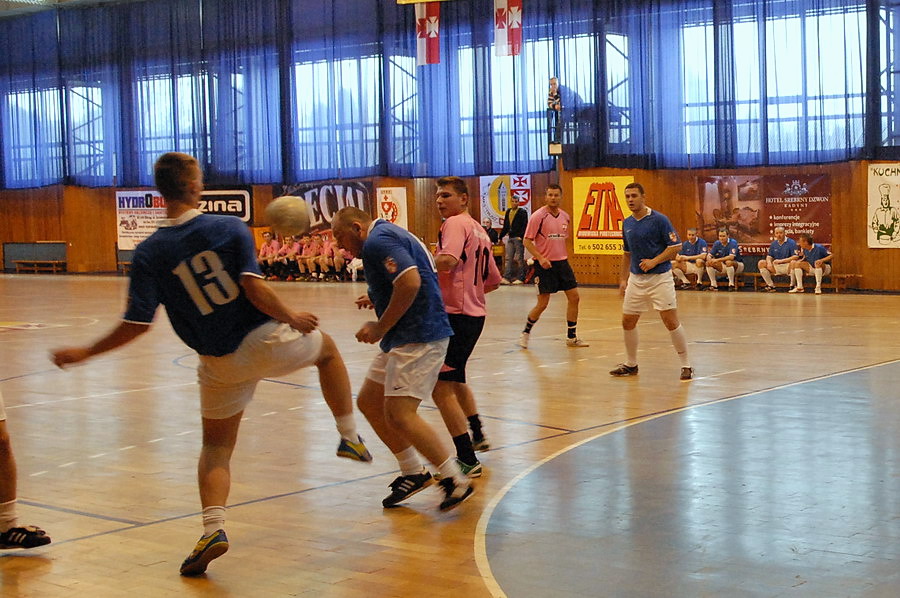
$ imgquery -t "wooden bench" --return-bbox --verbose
[117,261,132,275]
[13,260,67,274]
[744,272,861,293]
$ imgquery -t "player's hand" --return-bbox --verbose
[538,257,551,269]
[289,312,319,333]
[356,321,384,344]
[814,259,824,268]
[51,347,91,368]
[355,295,374,310]
[639,258,656,272]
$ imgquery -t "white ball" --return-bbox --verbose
[266,196,311,237]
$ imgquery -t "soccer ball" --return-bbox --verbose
[266,196,311,237]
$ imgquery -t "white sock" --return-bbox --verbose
[706,267,718,287]
[760,269,774,286]
[624,327,639,366]
[726,265,735,285]
[814,267,823,287]
[335,414,358,442]
[438,457,467,486]
[674,269,688,283]
[669,325,690,367]
[0,499,17,532]
[394,447,423,476]
[202,505,226,536]
[794,269,804,288]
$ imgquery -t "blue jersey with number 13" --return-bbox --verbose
[124,211,269,356]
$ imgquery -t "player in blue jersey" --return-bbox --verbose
[50,153,371,576]
[671,228,708,289]
[331,207,474,512]
[705,229,744,291]
[788,233,833,294]
[757,226,798,292]
[610,183,694,381]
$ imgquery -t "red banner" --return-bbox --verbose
[494,0,522,57]
[416,3,440,65]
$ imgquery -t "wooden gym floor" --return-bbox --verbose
[1,274,899,597]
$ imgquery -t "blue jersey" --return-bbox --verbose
[362,219,453,352]
[680,238,708,257]
[767,237,797,260]
[622,209,680,275]
[124,211,270,356]
[710,238,740,259]
[801,243,830,264]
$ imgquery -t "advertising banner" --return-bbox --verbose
[571,175,634,255]
[695,175,832,255]
[867,164,900,248]
[480,174,531,228]
[375,187,409,230]
[277,181,374,232]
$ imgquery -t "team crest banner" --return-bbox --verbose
[695,175,831,255]
[480,175,531,228]
[571,176,634,255]
[867,164,900,248]
[376,187,408,230]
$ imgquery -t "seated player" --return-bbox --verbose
[671,228,707,289]
[300,234,322,281]
[257,231,280,280]
[273,235,299,281]
[788,233,832,294]
[705,229,743,291]
[757,226,798,292]
[315,233,340,281]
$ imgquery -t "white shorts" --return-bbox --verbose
[0,389,6,421]
[197,321,324,420]
[771,263,791,275]
[683,262,704,276]
[624,272,677,314]
[366,338,450,402]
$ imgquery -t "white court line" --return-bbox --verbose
[693,368,745,381]
[29,471,47,477]
[7,382,196,410]
[472,358,900,598]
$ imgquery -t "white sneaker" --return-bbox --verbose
[814,287,822,295]
[511,279,523,285]
[566,338,590,348]
[500,278,511,285]
[788,287,804,294]
[518,332,529,348]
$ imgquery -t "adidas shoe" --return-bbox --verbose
[179,529,229,576]
[472,435,490,452]
[609,363,639,377]
[566,337,589,347]
[382,471,435,508]
[0,525,51,549]
[518,332,529,349]
[336,435,373,463]
[438,477,474,511]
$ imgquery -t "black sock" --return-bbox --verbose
[567,321,577,339]
[468,414,483,440]
[453,433,478,466]
[523,317,537,334]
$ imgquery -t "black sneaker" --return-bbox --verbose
[609,363,639,377]
[0,525,51,549]
[438,477,474,511]
[680,367,694,381]
[382,471,435,508]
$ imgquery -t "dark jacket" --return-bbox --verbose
[499,206,528,240]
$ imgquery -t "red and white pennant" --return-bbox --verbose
[494,0,522,57]
[415,3,440,66]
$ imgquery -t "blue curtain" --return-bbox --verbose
[0,0,883,189]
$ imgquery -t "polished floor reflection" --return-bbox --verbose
[0,274,898,597]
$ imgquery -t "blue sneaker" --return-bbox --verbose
[179,529,229,576]
[336,435,373,463]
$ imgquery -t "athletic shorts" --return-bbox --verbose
[624,272,677,314]
[197,321,324,420]
[0,389,6,421]
[535,259,578,295]
[438,314,485,383]
[683,262,704,276]
[366,338,450,402]
[770,262,791,276]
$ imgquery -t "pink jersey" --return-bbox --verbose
[321,238,334,258]
[301,241,320,258]
[258,239,280,258]
[437,212,502,317]
[278,241,299,257]
[524,206,570,261]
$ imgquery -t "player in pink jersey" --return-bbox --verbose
[519,184,588,348]
[432,177,502,472]
[256,231,281,280]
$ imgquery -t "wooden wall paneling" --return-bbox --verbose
[250,184,274,228]
[62,186,117,273]
[0,186,65,269]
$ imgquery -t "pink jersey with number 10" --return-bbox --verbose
[437,213,502,317]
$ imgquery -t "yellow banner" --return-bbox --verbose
[572,176,634,255]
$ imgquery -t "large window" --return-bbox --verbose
[2,87,64,187]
